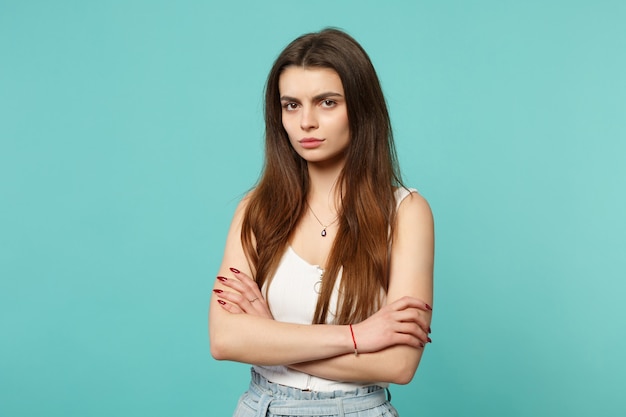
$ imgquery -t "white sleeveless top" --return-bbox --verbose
[253,187,416,391]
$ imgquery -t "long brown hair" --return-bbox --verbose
[241,28,403,324]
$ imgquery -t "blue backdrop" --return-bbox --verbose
[1,1,625,416]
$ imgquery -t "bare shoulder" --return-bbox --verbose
[226,191,257,233]
[390,190,434,271]
[396,190,434,231]
[218,190,257,274]
[234,190,254,216]
[387,190,434,302]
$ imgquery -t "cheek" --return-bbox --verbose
[337,114,350,136]
[334,108,349,127]
[282,119,298,146]
[281,115,295,136]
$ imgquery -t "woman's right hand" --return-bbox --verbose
[213,268,274,320]
[351,296,432,353]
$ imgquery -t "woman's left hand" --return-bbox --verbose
[213,268,274,319]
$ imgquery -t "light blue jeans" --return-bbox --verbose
[232,368,399,417]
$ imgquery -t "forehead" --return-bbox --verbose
[278,66,344,96]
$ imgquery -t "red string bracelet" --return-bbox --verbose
[349,324,358,356]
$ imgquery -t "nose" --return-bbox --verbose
[300,107,318,130]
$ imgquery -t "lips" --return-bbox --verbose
[299,138,324,149]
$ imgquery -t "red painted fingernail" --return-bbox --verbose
[425,303,432,311]
[213,289,223,294]
[427,337,432,343]
[217,276,227,282]
[420,342,425,348]
[428,327,432,334]
[230,267,240,274]
[218,300,226,305]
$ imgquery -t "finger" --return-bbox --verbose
[219,272,274,319]
[389,296,426,309]
[218,275,263,303]
[389,296,433,312]
[394,332,427,349]
[221,273,269,315]
[215,288,271,318]
[216,299,243,314]
[217,276,246,292]
[394,322,431,346]
[229,267,255,283]
[383,320,430,348]
[228,268,264,298]
[215,290,251,312]
[392,308,431,331]
[392,308,421,321]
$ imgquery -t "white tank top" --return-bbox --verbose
[253,187,416,391]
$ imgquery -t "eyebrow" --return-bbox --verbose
[280,92,344,102]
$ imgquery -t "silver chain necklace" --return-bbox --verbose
[306,202,339,237]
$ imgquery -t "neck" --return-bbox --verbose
[306,160,344,211]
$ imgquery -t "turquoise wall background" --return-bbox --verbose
[2,1,625,416]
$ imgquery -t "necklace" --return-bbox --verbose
[306,202,339,237]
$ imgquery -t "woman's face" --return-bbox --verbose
[279,66,350,167]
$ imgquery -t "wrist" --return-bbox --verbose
[349,324,359,356]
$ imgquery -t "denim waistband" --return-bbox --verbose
[247,368,388,416]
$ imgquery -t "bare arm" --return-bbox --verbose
[209,196,430,366]
[288,192,435,384]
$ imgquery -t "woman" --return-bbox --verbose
[210,28,434,417]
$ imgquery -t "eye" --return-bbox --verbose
[282,102,299,111]
[321,100,336,108]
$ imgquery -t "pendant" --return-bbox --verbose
[321,228,327,237]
